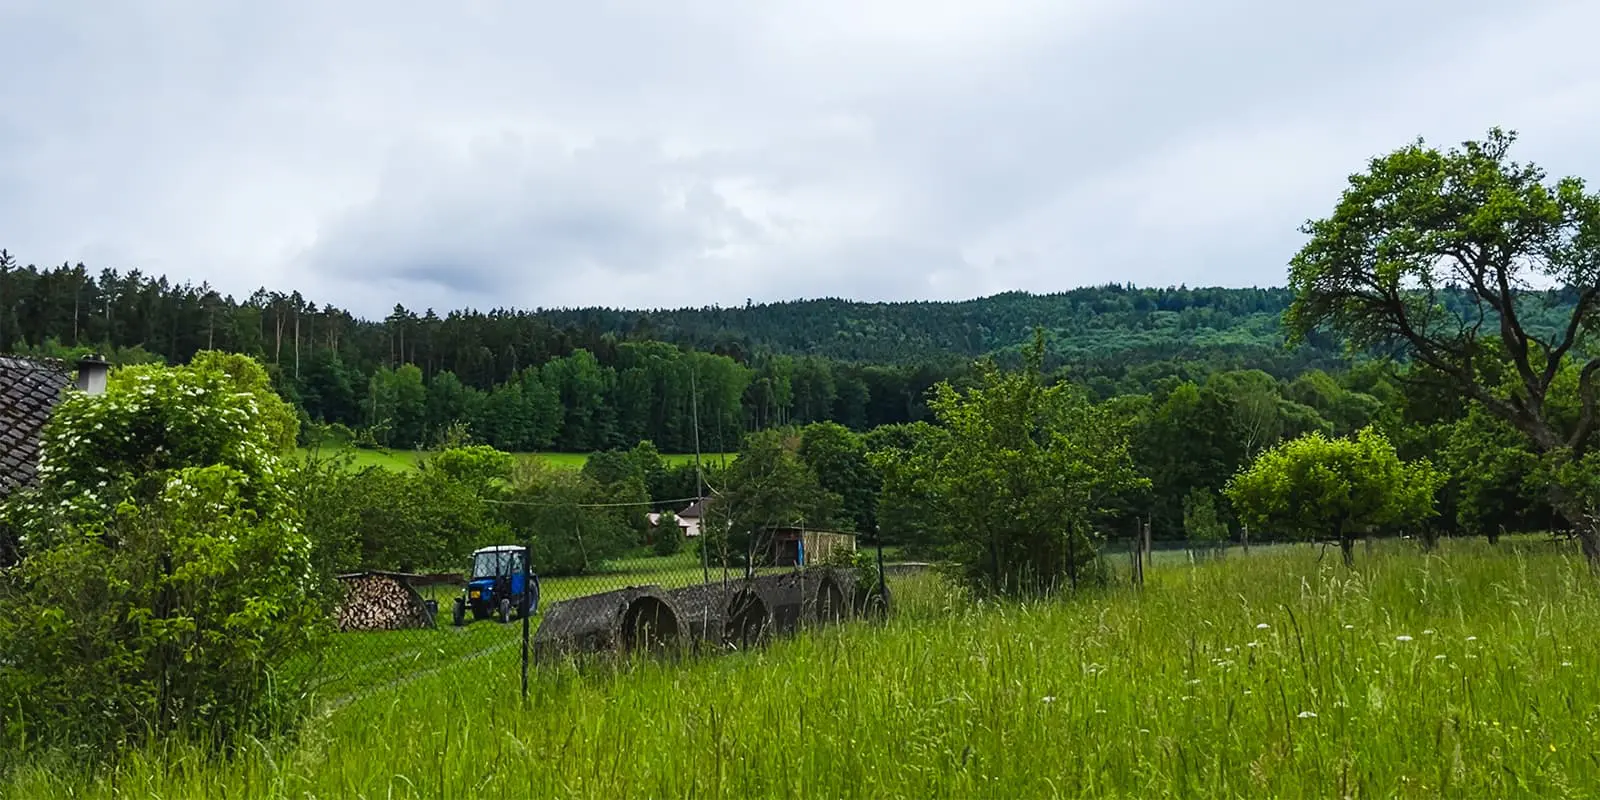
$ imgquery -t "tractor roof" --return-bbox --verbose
[472,545,527,554]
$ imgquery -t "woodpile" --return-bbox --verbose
[334,571,437,632]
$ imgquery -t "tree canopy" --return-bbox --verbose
[885,333,1147,596]
[1285,127,1600,561]
[1225,428,1443,566]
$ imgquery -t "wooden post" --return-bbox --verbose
[1142,520,1152,572]
[1130,525,1142,587]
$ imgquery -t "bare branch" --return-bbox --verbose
[1567,357,1600,457]
[1542,286,1600,388]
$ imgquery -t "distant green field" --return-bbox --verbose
[294,442,734,472]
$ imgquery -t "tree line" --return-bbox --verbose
[0,252,1408,453]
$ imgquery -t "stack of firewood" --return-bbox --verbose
[334,572,433,631]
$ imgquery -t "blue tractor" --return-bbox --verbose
[453,545,540,626]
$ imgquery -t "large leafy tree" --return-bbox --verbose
[1285,127,1600,562]
[1134,381,1247,535]
[798,421,880,535]
[1225,428,1444,566]
[893,332,1147,596]
[865,421,947,556]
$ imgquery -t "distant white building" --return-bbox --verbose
[646,498,709,538]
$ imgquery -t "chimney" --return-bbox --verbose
[75,354,110,395]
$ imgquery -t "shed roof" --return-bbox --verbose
[0,356,72,500]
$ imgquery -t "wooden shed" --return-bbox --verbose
[770,527,857,567]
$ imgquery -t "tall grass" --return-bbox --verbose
[9,538,1600,798]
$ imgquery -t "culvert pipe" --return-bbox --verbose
[531,585,686,662]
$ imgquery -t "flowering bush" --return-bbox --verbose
[0,353,323,762]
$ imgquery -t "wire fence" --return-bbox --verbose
[303,512,893,707]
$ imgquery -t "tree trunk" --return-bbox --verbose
[1420,526,1439,552]
[1546,485,1600,571]
[1340,536,1355,568]
[1488,525,1502,545]
[1579,525,1600,569]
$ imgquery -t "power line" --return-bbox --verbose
[480,494,705,509]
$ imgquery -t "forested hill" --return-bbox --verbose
[535,285,1320,365]
[4,252,1585,453]
[1,254,1334,374]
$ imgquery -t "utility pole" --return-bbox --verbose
[691,364,710,584]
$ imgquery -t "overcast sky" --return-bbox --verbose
[2,1,1597,318]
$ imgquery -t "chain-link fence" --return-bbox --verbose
[303,510,893,707]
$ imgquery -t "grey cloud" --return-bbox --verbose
[1,1,1598,319]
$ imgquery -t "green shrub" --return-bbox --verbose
[0,353,323,763]
[653,511,684,556]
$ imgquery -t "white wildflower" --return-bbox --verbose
[1256,623,1270,630]
[1396,635,1413,642]
[1297,711,1317,719]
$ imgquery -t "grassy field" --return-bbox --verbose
[9,537,1600,798]
[294,441,734,472]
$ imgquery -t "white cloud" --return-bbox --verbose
[1,0,1597,317]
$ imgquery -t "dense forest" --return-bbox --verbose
[0,251,1383,451]
[0,249,1579,549]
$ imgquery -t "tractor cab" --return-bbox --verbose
[453,545,540,625]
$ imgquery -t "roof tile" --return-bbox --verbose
[0,356,73,500]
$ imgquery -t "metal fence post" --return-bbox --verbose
[874,527,888,608]
[521,530,532,702]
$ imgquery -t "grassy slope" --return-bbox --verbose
[294,442,735,471]
[11,538,1600,798]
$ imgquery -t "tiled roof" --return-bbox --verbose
[0,356,72,500]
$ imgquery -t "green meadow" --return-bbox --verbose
[8,536,1599,798]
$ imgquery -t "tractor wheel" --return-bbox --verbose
[452,597,466,627]
[499,598,512,623]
